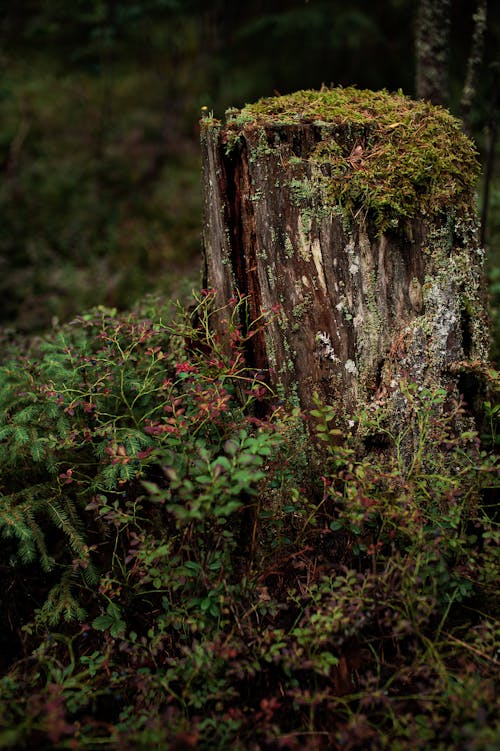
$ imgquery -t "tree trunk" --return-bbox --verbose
[460,0,488,135]
[200,87,489,438]
[415,0,451,106]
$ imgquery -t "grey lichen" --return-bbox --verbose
[315,331,340,363]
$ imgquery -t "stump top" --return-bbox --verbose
[208,87,480,233]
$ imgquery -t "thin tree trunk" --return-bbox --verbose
[415,0,451,105]
[461,0,488,135]
[481,112,498,247]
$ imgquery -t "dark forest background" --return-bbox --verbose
[1,0,499,349]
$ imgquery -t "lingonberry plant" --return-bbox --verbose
[0,292,498,750]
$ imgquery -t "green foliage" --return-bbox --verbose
[0,292,498,750]
[0,291,276,630]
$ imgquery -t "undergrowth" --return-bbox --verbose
[0,292,498,750]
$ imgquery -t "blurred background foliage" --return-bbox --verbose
[0,0,499,355]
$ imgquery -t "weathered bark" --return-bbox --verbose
[200,88,489,436]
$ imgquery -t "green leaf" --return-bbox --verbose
[91,614,115,631]
[224,438,239,456]
[92,602,126,637]
[330,520,344,531]
[142,480,161,495]
[183,560,201,574]
[195,474,212,484]
[214,499,241,517]
[212,456,231,473]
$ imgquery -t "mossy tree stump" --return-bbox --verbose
[200,87,489,430]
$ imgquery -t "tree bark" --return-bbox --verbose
[200,88,489,439]
[415,0,451,106]
[460,0,488,135]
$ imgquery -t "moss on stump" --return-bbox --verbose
[222,86,480,234]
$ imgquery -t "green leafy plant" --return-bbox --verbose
[0,292,278,629]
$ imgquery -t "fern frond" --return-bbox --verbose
[46,455,58,476]
[1,483,54,506]
[0,503,35,538]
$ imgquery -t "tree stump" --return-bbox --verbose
[200,87,489,432]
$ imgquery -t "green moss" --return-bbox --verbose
[292,293,313,321]
[224,86,480,234]
[284,235,294,259]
